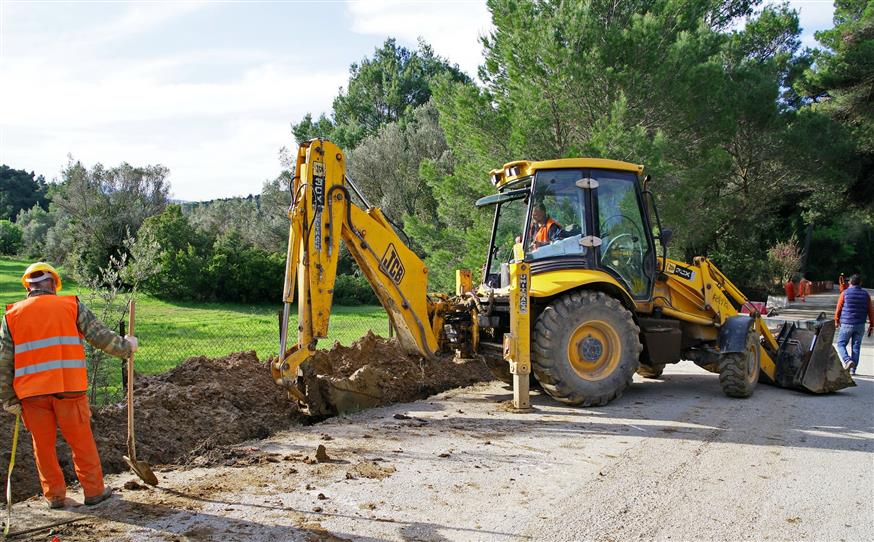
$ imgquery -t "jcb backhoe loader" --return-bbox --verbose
[272,139,853,412]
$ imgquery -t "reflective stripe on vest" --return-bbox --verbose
[15,336,83,354]
[15,359,87,377]
[5,295,87,398]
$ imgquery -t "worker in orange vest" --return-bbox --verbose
[798,274,812,302]
[530,202,562,250]
[0,262,138,509]
[839,273,848,293]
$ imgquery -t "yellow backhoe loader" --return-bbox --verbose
[271,139,853,413]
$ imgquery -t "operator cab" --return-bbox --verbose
[478,158,659,300]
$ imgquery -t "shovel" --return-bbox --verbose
[4,413,20,537]
[122,300,158,486]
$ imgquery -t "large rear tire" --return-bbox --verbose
[718,330,760,398]
[532,291,642,406]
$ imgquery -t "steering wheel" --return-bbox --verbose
[600,215,644,265]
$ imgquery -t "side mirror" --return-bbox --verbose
[660,228,673,247]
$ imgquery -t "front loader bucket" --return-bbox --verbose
[772,319,855,393]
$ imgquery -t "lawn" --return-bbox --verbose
[1,257,388,399]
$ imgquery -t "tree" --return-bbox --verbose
[14,205,55,258]
[0,166,48,220]
[49,159,169,275]
[347,103,448,230]
[293,38,469,149]
[423,0,837,291]
[798,0,873,205]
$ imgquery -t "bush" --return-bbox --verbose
[767,237,803,284]
[0,220,22,255]
[15,205,53,258]
[333,274,379,305]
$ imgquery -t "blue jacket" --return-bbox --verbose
[839,286,872,326]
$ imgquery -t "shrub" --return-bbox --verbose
[0,220,22,255]
[767,237,803,284]
[333,273,379,305]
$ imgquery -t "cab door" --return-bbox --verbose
[591,169,657,300]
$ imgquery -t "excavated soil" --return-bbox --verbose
[0,351,295,502]
[305,332,492,415]
[0,334,492,502]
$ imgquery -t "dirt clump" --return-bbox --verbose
[348,461,396,480]
[304,331,492,415]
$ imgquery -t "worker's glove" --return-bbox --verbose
[125,334,139,353]
[3,399,21,417]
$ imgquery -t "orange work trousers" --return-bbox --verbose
[20,394,105,501]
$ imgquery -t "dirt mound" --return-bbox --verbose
[304,331,492,415]
[0,351,298,502]
[0,334,493,501]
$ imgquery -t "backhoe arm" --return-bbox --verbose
[272,140,440,401]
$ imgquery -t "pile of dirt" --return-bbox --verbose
[304,331,492,415]
[0,334,493,501]
[0,351,298,502]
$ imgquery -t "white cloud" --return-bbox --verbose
[787,0,835,48]
[0,2,347,200]
[347,0,493,78]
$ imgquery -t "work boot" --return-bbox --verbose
[46,497,65,510]
[84,487,113,506]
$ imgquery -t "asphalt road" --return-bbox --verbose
[11,362,872,542]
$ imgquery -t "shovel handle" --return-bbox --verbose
[126,299,136,459]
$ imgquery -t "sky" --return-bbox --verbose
[0,0,836,202]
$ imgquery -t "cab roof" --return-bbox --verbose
[489,158,644,189]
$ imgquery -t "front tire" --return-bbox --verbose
[533,291,642,406]
[718,330,761,398]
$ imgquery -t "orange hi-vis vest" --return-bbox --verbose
[4,295,87,399]
[534,218,560,243]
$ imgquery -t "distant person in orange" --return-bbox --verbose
[839,273,848,293]
[0,262,138,509]
[798,274,812,302]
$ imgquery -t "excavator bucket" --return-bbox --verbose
[771,318,855,393]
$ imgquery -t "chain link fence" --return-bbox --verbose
[87,305,389,405]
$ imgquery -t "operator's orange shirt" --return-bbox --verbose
[4,295,87,399]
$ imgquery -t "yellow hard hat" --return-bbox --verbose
[21,262,63,292]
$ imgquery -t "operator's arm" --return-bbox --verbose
[835,291,845,325]
[0,316,16,406]
[77,302,133,358]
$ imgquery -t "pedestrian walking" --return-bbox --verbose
[0,262,138,509]
[835,274,874,375]
[839,272,848,293]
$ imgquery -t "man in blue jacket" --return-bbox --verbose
[834,274,874,375]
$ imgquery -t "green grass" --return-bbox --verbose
[1,257,388,393]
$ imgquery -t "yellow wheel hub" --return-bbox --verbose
[567,320,621,381]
